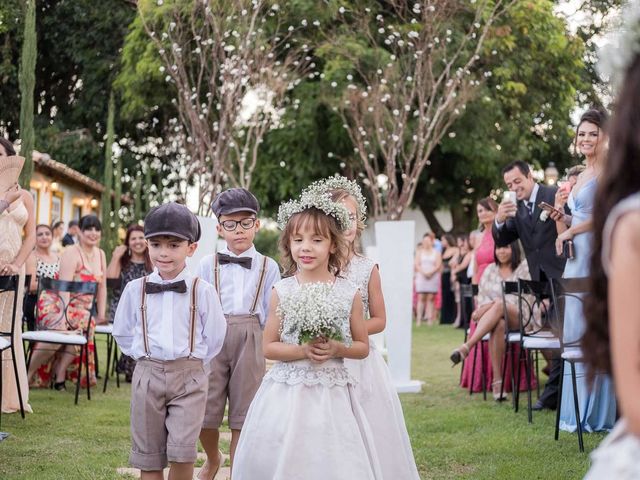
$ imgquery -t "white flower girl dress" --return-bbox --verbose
[233,276,383,480]
[344,255,421,479]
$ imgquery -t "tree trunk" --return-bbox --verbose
[18,0,36,187]
[101,92,116,257]
[133,168,142,220]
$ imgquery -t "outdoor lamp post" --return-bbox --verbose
[544,162,559,185]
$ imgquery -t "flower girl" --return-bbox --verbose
[232,191,382,480]
[303,176,421,479]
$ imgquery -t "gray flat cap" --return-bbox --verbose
[211,188,260,218]
[144,202,201,242]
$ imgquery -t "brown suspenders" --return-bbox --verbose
[139,276,200,358]
[213,254,269,315]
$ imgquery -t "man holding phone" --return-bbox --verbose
[493,160,567,411]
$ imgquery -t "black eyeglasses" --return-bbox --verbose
[220,218,257,232]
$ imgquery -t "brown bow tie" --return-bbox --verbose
[145,280,187,294]
[217,253,252,269]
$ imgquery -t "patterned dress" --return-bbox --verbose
[344,255,420,480]
[233,276,383,480]
[31,247,103,388]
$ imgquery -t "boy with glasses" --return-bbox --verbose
[197,188,280,479]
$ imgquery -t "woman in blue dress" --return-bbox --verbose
[554,109,617,433]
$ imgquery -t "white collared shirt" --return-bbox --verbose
[112,267,227,362]
[198,246,281,326]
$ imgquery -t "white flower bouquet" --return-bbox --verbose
[278,282,344,344]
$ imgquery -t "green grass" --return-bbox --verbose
[0,327,598,479]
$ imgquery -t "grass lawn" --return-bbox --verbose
[0,325,600,479]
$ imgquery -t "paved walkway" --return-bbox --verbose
[117,431,232,479]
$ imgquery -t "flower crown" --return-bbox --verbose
[301,175,367,222]
[598,2,640,89]
[277,190,352,231]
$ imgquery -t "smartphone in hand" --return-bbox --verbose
[538,201,564,217]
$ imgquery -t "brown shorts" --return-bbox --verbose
[129,357,208,471]
[202,314,265,430]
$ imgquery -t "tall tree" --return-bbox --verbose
[132,0,312,214]
[101,92,116,256]
[324,0,515,220]
[18,0,36,186]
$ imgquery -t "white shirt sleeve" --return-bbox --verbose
[198,254,214,285]
[495,219,505,230]
[260,259,281,326]
[199,282,227,363]
[112,281,137,357]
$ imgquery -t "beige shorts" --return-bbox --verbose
[129,357,208,471]
[202,315,265,430]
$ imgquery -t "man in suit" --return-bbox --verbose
[493,160,566,410]
[62,219,79,247]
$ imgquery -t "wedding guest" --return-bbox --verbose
[439,234,459,325]
[451,233,473,328]
[50,221,65,255]
[414,233,442,326]
[460,198,497,392]
[197,188,280,478]
[106,224,152,382]
[113,203,226,480]
[0,140,35,414]
[583,32,640,475]
[62,220,79,247]
[451,242,531,400]
[493,160,567,411]
[23,224,60,331]
[554,109,616,433]
[28,215,107,390]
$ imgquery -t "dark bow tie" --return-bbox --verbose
[217,252,252,269]
[145,280,187,294]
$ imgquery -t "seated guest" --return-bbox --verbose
[62,220,79,247]
[23,225,60,331]
[450,241,531,400]
[28,215,107,390]
[106,224,152,382]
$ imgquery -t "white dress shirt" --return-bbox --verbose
[495,183,540,230]
[112,267,227,363]
[198,246,281,326]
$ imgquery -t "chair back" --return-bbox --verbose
[36,277,98,337]
[516,279,554,337]
[0,275,20,342]
[459,283,478,329]
[549,277,589,349]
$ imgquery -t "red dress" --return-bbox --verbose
[31,248,102,388]
[459,230,536,393]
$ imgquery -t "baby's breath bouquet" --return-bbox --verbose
[278,282,343,344]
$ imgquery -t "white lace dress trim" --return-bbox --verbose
[266,359,355,387]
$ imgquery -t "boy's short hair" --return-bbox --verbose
[144,202,201,242]
[211,188,260,218]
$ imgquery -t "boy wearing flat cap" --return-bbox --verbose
[113,202,227,480]
[197,188,280,479]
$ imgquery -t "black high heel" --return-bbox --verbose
[450,344,470,366]
[53,381,66,391]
